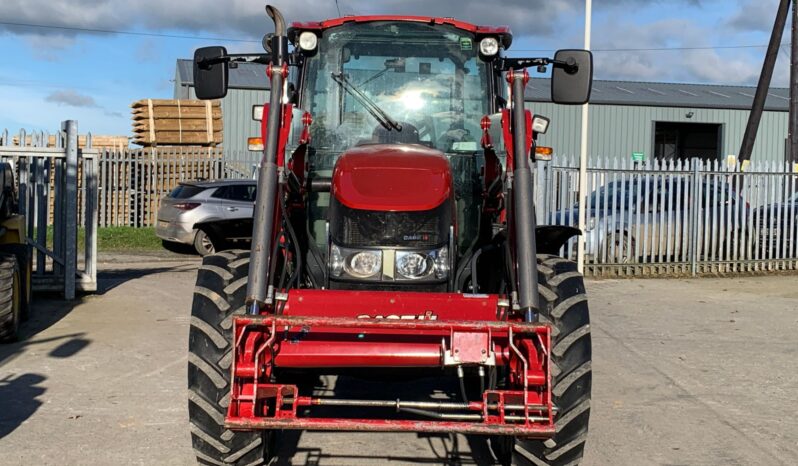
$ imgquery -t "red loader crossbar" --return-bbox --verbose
[226,313,553,437]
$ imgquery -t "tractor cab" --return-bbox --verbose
[295,20,491,291]
[201,17,589,292]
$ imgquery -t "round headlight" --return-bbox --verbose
[396,252,431,279]
[479,37,499,57]
[330,244,344,277]
[298,31,318,51]
[345,251,381,278]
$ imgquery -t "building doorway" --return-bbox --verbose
[654,122,722,162]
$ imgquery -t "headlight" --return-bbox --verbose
[344,250,382,278]
[329,245,449,282]
[479,37,500,57]
[252,105,264,121]
[298,31,318,51]
[432,246,449,279]
[587,217,596,231]
[396,246,449,281]
[330,244,344,277]
[396,252,432,279]
[532,115,550,134]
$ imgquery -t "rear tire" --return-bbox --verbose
[188,250,272,465]
[494,254,592,465]
[0,254,22,343]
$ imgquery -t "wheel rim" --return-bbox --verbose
[201,235,214,254]
[614,239,630,263]
[608,236,632,263]
[197,231,215,255]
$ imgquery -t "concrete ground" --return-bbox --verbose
[1,255,797,465]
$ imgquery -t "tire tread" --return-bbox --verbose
[189,251,269,466]
[510,254,591,466]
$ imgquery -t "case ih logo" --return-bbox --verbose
[403,234,430,242]
[357,310,438,320]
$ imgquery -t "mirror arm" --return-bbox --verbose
[499,57,579,74]
[551,59,579,75]
[197,53,272,69]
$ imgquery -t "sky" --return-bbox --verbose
[0,0,791,136]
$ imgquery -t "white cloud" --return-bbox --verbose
[0,1,788,88]
[591,17,782,85]
[727,0,780,32]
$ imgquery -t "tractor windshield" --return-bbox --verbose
[302,21,490,251]
[303,21,490,165]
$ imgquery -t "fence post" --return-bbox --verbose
[63,120,78,300]
[689,160,701,276]
[84,153,98,287]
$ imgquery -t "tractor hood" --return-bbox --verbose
[332,144,452,212]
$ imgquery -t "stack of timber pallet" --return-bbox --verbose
[131,99,222,147]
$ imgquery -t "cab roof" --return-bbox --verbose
[289,15,512,49]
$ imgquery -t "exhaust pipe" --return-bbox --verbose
[509,70,541,321]
[247,5,288,312]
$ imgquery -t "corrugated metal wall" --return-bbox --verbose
[175,82,270,160]
[527,102,789,164]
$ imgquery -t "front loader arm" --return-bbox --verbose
[246,5,290,312]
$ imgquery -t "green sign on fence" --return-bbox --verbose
[631,151,645,162]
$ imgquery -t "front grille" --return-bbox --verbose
[331,199,450,249]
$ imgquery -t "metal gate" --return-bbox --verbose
[0,121,98,299]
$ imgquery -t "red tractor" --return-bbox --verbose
[188,5,593,465]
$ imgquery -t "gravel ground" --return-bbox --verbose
[1,256,796,465]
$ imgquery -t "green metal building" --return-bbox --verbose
[175,59,789,164]
[526,78,790,165]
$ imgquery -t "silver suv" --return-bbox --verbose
[156,179,256,255]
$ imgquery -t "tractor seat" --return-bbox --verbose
[358,122,420,146]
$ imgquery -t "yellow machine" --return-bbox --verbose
[0,162,32,342]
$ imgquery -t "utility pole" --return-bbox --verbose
[576,0,592,273]
[790,0,798,164]
[739,0,791,163]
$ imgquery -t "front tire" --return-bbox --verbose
[188,250,272,465]
[0,244,32,321]
[495,254,592,465]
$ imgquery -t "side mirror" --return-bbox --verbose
[193,46,229,100]
[551,49,593,105]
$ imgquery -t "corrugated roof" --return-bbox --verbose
[175,59,790,111]
[525,78,789,112]
[176,59,268,90]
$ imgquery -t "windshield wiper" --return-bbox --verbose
[331,72,402,132]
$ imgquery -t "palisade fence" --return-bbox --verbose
[5,123,798,278]
[535,156,798,276]
[97,147,798,276]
